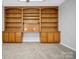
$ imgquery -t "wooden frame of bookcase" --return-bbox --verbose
[3,6,60,43]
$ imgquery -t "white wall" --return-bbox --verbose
[2,0,64,6]
[59,0,76,51]
[23,32,40,42]
[2,6,4,31]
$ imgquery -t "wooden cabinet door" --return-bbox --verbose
[3,32,22,43]
[53,32,60,43]
[9,32,15,43]
[40,32,48,43]
[15,32,22,43]
[48,33,54,43]
[2,32,9,43]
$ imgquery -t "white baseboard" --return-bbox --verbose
[23,39,40,42]
[61,43,76,51]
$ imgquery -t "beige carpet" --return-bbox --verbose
[2,43,75,59]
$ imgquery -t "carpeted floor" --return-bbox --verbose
[2,43,76,59]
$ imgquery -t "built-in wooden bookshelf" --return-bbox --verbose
[23,8,40,32]
[41,8,58,32]
[4,7,58,32]
[3,7,60,43]
[5,8,22,32]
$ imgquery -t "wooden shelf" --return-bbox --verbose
[5,27,22,32]
[41,27,58,32]
[23,20,40,24]
[23,9,39,14]
[3,7,60,43]
[5,19,22,23]
[41,23,58,27]
[23,8,40,32]
[5,23,22,27]
[23,17,39,20]
[23,14,39,17]
[41,19,58,22]
[5,14,21,17]
[41,8,58,32]
[41,14,58,17]
[41,8,58,13]
[5,8,21,14]
[5,8,22,32]
[4,7,58,32]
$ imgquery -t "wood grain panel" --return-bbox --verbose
[40,32,48,43]
[5,8,21,14]
[15,32,22,43]
[42,14,58,17]
[2,32,9,43]
[5,23,22,27]
[48,33,54,43]
[5,19,22,23]
[23,20,39,24]
[41,23,58,27]
[3,32,22,43]
[41,8,58,13]
[23,17,39,20]
[23,8,39,13]
[53,32,60,43]
[5,27,22,32]
[41,27,58,32]
[6,14,21,17]
[23,14,39,17]
[9,32,15,43]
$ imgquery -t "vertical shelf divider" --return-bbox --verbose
[39,8,42,32]
[22,8,23,32]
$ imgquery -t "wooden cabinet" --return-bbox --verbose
[2,32,9,43]
[40,32,60,43]
[53,32,60,43]
[48,33,54,43]
[15,33,22,43]
[40,32,48,43]
[23,8,40,32]
[2,32,22,43]
[5,7,58,32]
[9,32,15,43]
